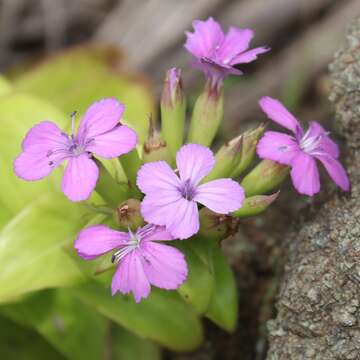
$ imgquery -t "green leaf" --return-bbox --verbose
[111,324,161,360]
[0,75,12,96]
[0,315,64,360]
[0,193,89,304]
[0,289,108,360]
[205,245,238,332]
[71,281,203,352]
[12,46,155,143]
[176,241,214,314]
[0,93,68,226]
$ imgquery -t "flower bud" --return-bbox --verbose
[205,135,243,181]
[161,68,186,157]
[241,160,289,196]
[188,81,224,147]
[198,208,239,242]
[143,116,173,164]
[113,199,144,230]
[94,159,130,207]
[232,192,279,218]
[231,124,265,178]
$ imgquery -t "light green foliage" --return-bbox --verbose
[176,241,215,314]
[0,93,68,225]
[205,245,238,332]
[0,193,88,304]
[12,46,155,144]
[71,281,203,351]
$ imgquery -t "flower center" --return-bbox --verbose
[300,129,329,154]
[180,179,197,201]
[111,229,141,264]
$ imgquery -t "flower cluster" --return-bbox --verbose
[14,17,349,303]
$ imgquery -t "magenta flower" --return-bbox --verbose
[75,224,188,302]
[184,17,269,88]
[137,144,245,239]
[257,96,350,196]
[14,98,137,202]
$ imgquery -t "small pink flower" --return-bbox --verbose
[184,17,269,88]
[257,96,350,196]
[75,224,188,303]
[137,144,245,240]
[14,98,137,202]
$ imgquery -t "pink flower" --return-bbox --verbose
[14,98,137,202]
[75,224,188,302]
[137,144,245,239]
[184,17,269,88]
[257,96,350,196]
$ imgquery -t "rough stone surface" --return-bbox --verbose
[267,17,360,359]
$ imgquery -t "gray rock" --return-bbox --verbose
[267,16,360,360]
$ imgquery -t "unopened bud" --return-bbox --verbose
[143,116,172,163]
[205,135,243,181]
[231,124,265,178]
[114,199,144,230]
[188,82,224,147]
[161,68,186,157]
[232,192,279,218]
[241,160,289,196]
[198,208,239,241]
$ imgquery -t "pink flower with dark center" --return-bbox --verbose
[257,96,350,196]
[14,98,137,201]
[137,144,245,240]
[75,224,188,302]
[184,17,269,88]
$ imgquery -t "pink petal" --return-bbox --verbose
[14,121,69,181]
[140,192,183,227]
[21,121,68,151]
[139,225,174,242]
[315,154,350,191]
[86,125,137,159]
[141,241,188,290]
[307,121,340,158]
[136,161,181,194]
[257,131,300,165]
[290,152,320,196]
[176,144,215,185]
[61,154,99,201]
[75,225,129,260]
[219,27,254,62]
[184,17,224,59]
[77,98,125,141]
[259,96,301,134]
[194,179,244,213]
[14,151,58,181]
[231,46,270,64]
[166,198,200,240]
[111,250,151,303]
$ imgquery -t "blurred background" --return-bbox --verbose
[0,0,359,359]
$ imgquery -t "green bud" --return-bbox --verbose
[205,135,243,181]
[198,208,239,242]
[161,68,186,157]
[231,124,266,178]
[119,148,142,198]
[232,192,279,218]
[188,82,224,147]
[241,160,289,196]
[113,199,144,230]
[143,115,173,164]
[94,159,131,207]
